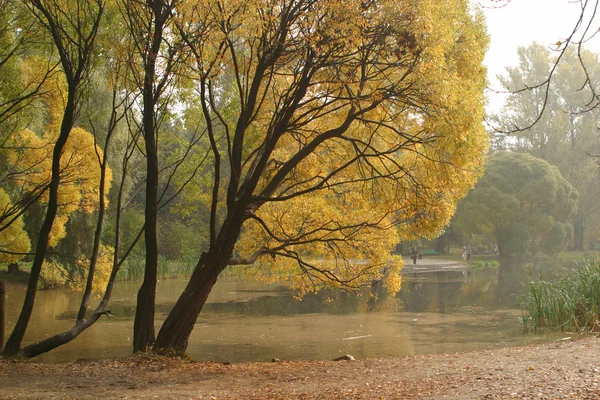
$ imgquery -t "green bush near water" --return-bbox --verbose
[520,260,600,332]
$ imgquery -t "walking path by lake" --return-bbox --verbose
[401,257,467,273]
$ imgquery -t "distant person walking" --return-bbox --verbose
[462,245,467,260]
[411,245,418,264]
[466,243,472,261]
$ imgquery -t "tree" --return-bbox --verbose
[0,2,62,248]
[118,0,185,352]
[0,188,30,263]
[0,0,57,140]
[493,44,600,250]
[151,0,490,354]
[452,152,578,257]
[3,0,105,356]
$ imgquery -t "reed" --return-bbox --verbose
[118,256,145,281]
[117,256,196,281]
[520,260,600,332]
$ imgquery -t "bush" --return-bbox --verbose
[39,261,69,289]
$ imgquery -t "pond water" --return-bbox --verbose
[3,262,567,363]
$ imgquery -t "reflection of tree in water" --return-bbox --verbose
[103,262,572,320]
[399,272,463,313]
[457,262,528,309]
[459,260,571,310]
[106,287,378,318]
[495,262,528,307]
[202,289,368,316]
[457,268,497,308]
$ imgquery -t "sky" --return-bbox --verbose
[478,0,600,112]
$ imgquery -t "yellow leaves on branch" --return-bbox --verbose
[6,127,112,247]
[21,56,67,134]
[193,0,489,295]
[0,189,31,263]
[70,244,114,295]
[38,245,114,291]
[236,190,403,296]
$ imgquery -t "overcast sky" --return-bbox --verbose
[478,0,600,112]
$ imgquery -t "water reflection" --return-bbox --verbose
[4,261,568,363]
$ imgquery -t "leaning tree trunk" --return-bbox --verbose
[153,253,224,354]
[153,201,247,354]
[2,93,76,356]
[20,92,127,358]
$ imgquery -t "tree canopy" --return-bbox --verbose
[453,152,578,257]
[492,43,600,250]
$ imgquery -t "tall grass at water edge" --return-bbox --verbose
[520,260,600,332]
[118,255,196,281]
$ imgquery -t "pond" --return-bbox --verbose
[3,261,568,363]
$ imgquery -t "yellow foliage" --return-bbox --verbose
[71,244,114,296]
[6,126,112,247]
[38,260,69,289]
[186,0,489,295]
[21,56,68,134]
[0,189,31,263]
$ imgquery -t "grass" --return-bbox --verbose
[520,259,600,332]
[467,259,500,271]
[554,250,600,263]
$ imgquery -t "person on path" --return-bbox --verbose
[411,245,418,264]
[466,243,472,261]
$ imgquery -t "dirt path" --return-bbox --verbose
[1,335,599,399]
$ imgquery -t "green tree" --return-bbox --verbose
[493,43,600,250]
[453,152,578,257]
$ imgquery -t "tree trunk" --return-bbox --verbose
[573,212,585,251]
[153,205,246,355]
[22,241,124,358]
[153,254,222,354]
[3,93,76,356]
[131,0,170,354]
[7,263,20,274]
[435,233,447,255]
[76,162,108,321]
[133,89,159,353]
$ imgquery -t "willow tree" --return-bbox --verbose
[150,0,489,354]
